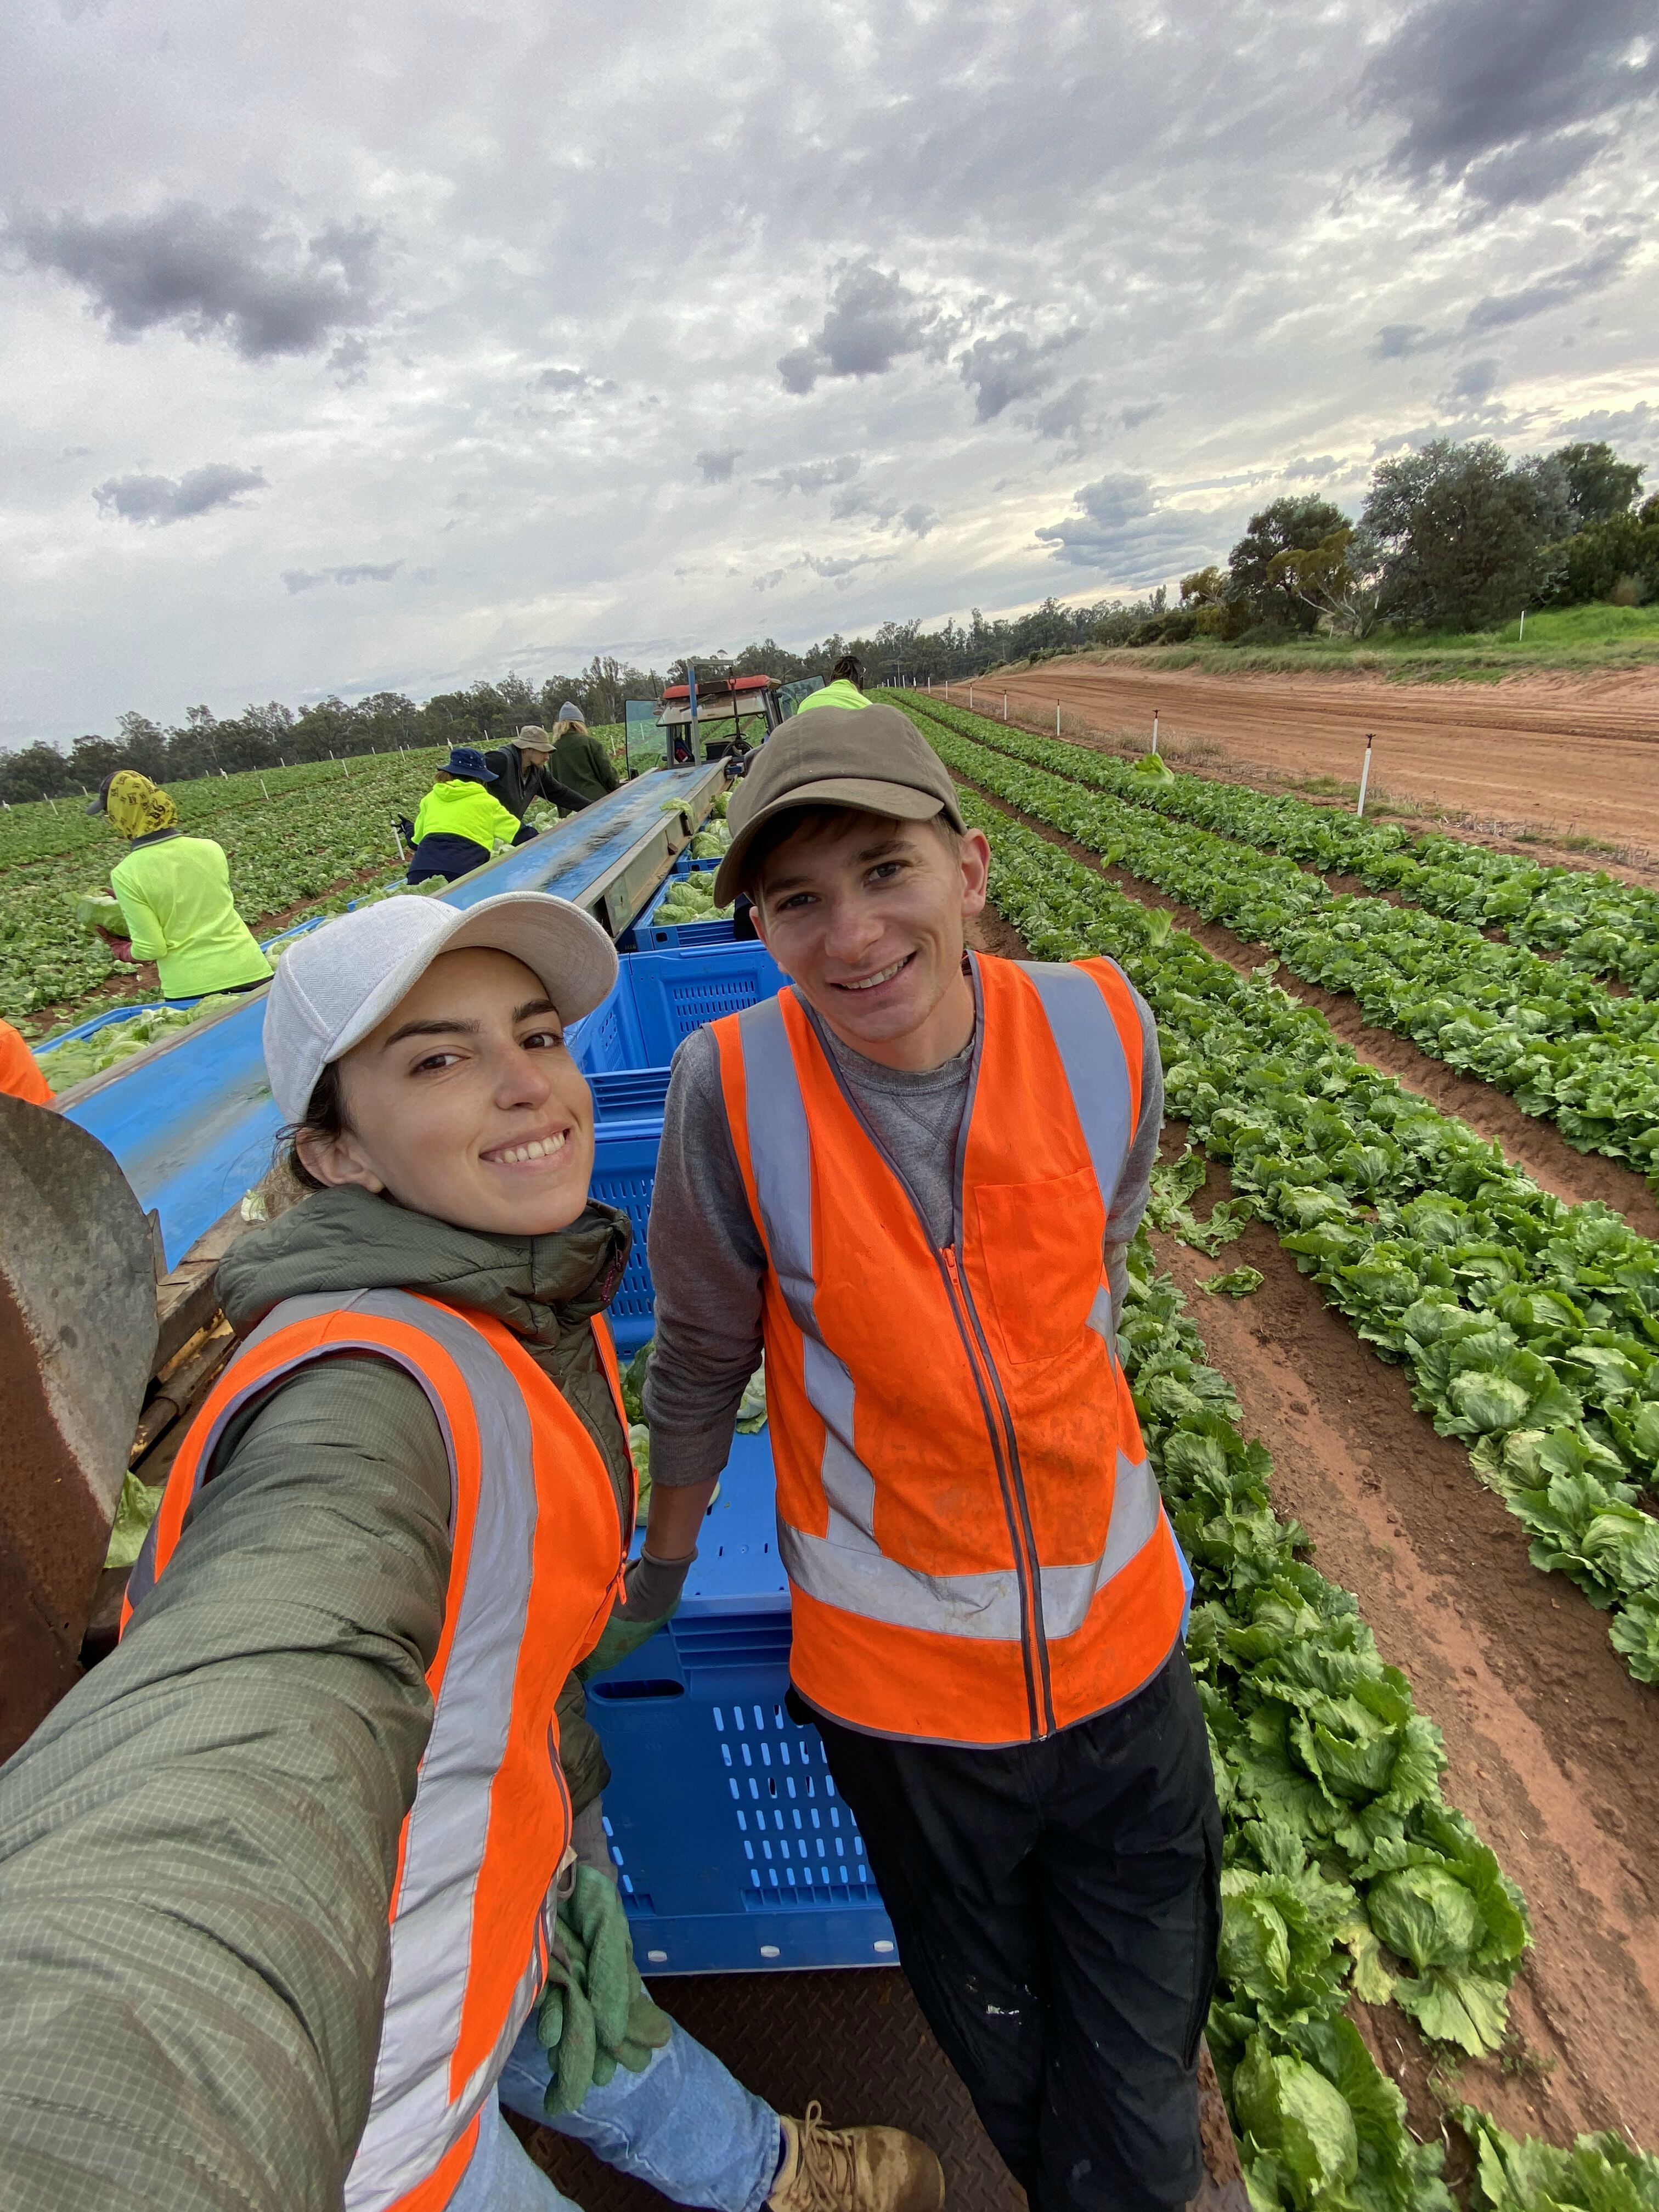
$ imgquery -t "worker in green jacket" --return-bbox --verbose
[87,770,272,1005]
[792,656,865,715]
[407,747,523,883]
[550,703,620,805]
[0,890,943,2212]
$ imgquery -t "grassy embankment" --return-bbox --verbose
[996,605,1659,684]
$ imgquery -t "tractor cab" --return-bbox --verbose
[655,673,783,765]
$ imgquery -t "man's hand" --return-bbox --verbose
[575,1548,696,1681]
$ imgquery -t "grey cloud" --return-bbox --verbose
[1372,323,1441,359]
[1359,0,1658,205]
[1036,475,1228,579]
[760,455,861,495]
[1035,382,1092,444]
[696,448,743,482]
[1548,400,1656,445]
[1118,400,1163,430]
[777,261,943,394]
[283,561,404,594]
[956,329,1082,422]
[1073,474,1155,531]
[1459,127,1618,207]
[1281,454,1341,479]
[535,365,616,397]
[93,462,267,525]
[11,202,379,359]
[1447,357,1503,405]
[1463,237,1633,332]
[898,503,939,538]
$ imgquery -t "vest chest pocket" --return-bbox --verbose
[970,1169,1106,1368]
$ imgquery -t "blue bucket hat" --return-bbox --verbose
[444,746,497,783]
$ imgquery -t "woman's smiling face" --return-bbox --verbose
[296,945,596,1235]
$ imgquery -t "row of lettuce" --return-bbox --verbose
[887,691,1659,996]
[890,697,1659,1192]
[897,704,1659,1683]
[1120,1234,1659,2212]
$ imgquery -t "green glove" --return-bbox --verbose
[574,1550,692,1682]
[535,1865,673,2117]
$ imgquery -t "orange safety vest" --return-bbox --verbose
[122,1287,633,2212]
[712,952,1188,1748]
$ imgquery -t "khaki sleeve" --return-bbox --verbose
[0,1356,452,2212]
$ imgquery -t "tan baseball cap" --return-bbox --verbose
[714,702,964,904]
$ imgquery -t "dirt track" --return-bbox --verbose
[973,661,1659,856]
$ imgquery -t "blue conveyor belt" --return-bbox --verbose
[64,768,720,1267]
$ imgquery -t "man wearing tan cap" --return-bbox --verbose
[638,703,1223,2212]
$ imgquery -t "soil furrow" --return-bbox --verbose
[1150,1177,1659,2149]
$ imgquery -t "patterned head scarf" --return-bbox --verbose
[103,771,179,838]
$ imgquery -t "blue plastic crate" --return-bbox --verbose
[571,942,788,1075]
[592,1438,895,1973]
[590,1126,662,1357]
[628,917,741,951]
[618,858,733,951]
[590,1068,672,1125]
[625,944,787,1064]
[577,939,897,1971]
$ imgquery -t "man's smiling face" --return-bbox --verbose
[752,808,991,1071]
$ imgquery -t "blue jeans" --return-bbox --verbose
[449,2016,783,2212]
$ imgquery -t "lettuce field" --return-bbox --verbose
[0,730,623,1033]
[874,688,1659,2208]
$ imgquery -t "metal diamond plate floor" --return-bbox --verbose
[511,1968,1026,2212]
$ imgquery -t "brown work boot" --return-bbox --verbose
[769,2101,945,2212]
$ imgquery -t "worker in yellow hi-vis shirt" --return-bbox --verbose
[407,747,523,885]
[88,771,272,1007]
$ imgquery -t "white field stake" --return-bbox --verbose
[1356,732,1374,818]
[1152,709,1159,756]
[392,819,407,864]
[1003,692,1008,721]
[259,777,271,800]
[969,685,975,709]
[1056,702,1061,735]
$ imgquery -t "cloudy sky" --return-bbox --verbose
[3,0,1656,746]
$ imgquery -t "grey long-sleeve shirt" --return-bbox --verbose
[642,962,1164,1492]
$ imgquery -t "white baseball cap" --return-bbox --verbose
[263,890,618,1125]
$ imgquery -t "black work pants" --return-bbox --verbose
[803,1651,1221,2212]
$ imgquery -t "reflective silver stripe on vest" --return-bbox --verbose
[778,1449,1163,1637]
[317,1290,551,2212]
[740,995,883,1558]
[735,972,1165,1639]
[1019,960,1135,1206]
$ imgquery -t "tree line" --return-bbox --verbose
[2,616,1106,804]
[1160,437,1655,648]
[5,439,1652,804]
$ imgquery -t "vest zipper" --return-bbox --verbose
[940,1247,1056,1740]
[800,983,1057,1741]
[942,1256,1044,1734]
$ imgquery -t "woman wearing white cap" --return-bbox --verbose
[0,891,940,2212]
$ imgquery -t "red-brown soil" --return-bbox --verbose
[971,662,1659,861]
[973,884,1659,2160]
